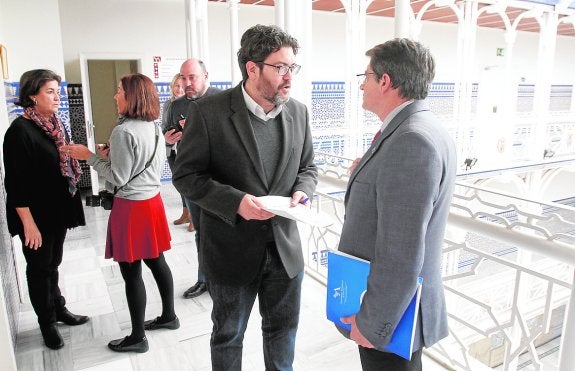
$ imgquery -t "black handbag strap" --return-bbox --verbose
[114,124,160,195]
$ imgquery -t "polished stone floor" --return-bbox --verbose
[13,182,449,371]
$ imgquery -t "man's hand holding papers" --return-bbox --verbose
[259,196,334,228]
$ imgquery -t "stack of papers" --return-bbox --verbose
[259,196,334,228]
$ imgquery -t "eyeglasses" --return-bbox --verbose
[261,62,301,76]
[356,72,378,82]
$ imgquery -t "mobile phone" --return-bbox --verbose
[171,114,185,133]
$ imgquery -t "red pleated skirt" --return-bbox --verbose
[105,192,171,262]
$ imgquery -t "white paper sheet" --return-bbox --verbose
[259,196,334,228]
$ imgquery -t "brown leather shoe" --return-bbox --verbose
[173,207,191,225]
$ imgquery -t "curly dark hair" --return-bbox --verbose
[237,24,299,81]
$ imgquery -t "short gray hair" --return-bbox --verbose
[366,38,435,100]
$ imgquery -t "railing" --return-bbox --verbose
[303,153,575,371]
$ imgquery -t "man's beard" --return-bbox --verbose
[273,93,289,106]
[185,83,206,100]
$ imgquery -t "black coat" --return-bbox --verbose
[3,116,85,236]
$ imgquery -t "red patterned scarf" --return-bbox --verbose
[24,107,82,196]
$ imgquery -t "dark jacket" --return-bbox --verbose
[172,83,318,285]
[3,116,85,236]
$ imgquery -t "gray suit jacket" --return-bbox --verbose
[338,100,456,351]
[172,83,318,285]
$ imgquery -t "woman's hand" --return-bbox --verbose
[15,207,42,249]
[60,144,93,161]
[23,221,42,250]
[96,143,110,159]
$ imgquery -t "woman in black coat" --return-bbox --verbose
[3,69,89,350]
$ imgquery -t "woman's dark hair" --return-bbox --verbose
[237,24,299,81]
[16,69,61,108]
[119,73,160,121]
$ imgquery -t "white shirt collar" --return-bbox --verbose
[241,83,283,121]
[377,99,414,134]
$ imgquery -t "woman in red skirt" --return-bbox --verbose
[63,73,178,353]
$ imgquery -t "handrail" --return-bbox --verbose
[305,153,575,370]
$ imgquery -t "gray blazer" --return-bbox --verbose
[172,84,318,285]
[338,100,456,351]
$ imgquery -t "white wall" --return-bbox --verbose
[54,0,575,87]
[0,0,572,87]
[0,1,22,367]
[1,0,66,80]
[59,0,187,82]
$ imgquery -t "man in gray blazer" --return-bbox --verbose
[173,25,318,371]
[338,39,456,371]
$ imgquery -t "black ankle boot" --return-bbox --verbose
[40,324,64,350]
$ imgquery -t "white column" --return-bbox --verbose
[228,0,241,85]
[196,0,210,68]
[559,270,575,370]
[342,0,373,158]
[301,1,313,110]
[459,0,478,163]
[0,279,17,371]
[284,0,295,36]
[394,0,411,38]
[185,0,199,58]
[282,2,311,106]
[498,29,517,162]
[532,12,558,161]
[451,1,466,159]
[502,31,517,118]
[275,0,285,30]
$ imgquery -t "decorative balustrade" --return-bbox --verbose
[303,153,575,370]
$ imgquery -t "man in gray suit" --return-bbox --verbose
[173,25,318,370]
[337,39,456,370]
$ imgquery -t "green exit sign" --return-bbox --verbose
[496,48,505,56]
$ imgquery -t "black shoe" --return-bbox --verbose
[108,336,149,353]
[183,282,207,299]
[40,324,64,350]
[144,316,180,331]
[56,309,90,326]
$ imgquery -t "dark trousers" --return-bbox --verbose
[167,148,186,207]
[207,243,303,371]
[359,346,422,371]
[21,227,68,326]
[118,253,176,340]
[184,197,204,282]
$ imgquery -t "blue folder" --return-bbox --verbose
[326,250,423,360]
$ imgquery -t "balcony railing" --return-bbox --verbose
[303,152,575,371]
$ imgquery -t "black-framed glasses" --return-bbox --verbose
[356,72,378,82]
[261,62,301,76]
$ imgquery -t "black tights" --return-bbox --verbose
[118,253,175,341]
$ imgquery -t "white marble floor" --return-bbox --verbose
[13,182,450,371]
